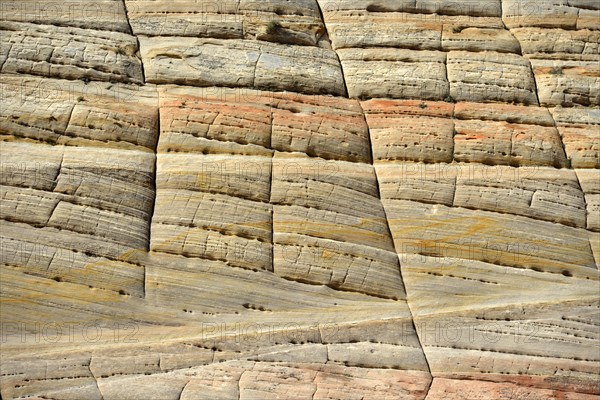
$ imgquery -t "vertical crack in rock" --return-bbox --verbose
[548,107,572,169]
[123,0,146,84]
[121,0,134,36]
[269,108,275,273]
[314,1,349,97]
[526,58,542,106]
[358,102,434,387]
[148,100,160,248]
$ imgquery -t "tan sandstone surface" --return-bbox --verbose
[0,0,599,399]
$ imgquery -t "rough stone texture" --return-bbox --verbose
[139,37,346,96]
[338,48,449,100]
[502,0,600,30]
[503,3,600,108]
[402,254,599,395]
[0,141,155,296]
[366,100,456,164]
[576,169,600,231]
[125,0,327,47]
[318,0,503,17]
[0,75,159,151]
[551,107,600,168]
[441,25,521,54]
[512,28,600,61]
[1,22,144,84]
[531,59,600,107]
[426,378,599,399]
[364,99,571,167]
[453,102,568,167]
[157,86,371,162]
[376,163,587,228]
[271,153,403,298]
[1,0,599,398]
[384,199,597,274]
[152,152,273,271]
[0,0,131,33]
[447,51,538,105]
[453,118,568,167]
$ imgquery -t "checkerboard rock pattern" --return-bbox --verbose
[1,1,598,399]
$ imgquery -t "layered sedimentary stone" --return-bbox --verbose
[125,0,326,46]
[323,9,515,53]
[271,153,403,298]
[151,153,273,271]
[1,356,432,400]
[531,59,600,106]
[376,162,587,228]
[158,87,274,157]
[157,85,371,162]
[550,106,600,168]
[426,379,599,400]
[139,37,346,96]
[506,8,600,108]
[401,254,600,395]
[363,100,455,163]
[318,0,502,17]
[502,0,600,30]
[441,25,521,53]
[453,117,568,168]
[454,165,586,228]
[338,48,448,100]
[0,0,131,33]
[453,101,556,125]
[0,75,159,151]
[383,199,596,274]
[590,232,600,269]
[0,142,155,249]
[447,50,538,104]
[364,100,571,167]
[1,251,430,398]
[576,169,600,231]
[1,0,599,398]
[1,22,144,84]
[326,13,443,51]
[0,141,154,297]
[512,28,600,61]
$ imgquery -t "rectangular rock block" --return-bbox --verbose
[453,119,568,167]
[382,199,597,273]
[1,22,144,84]
[271,153,402,298]
[139,37,346,96]
[447,51,538,105]
[1,0,130,33]
[157,85,371,162]
[0,75,158,151]
[152,153,272,271]
[376,162,587,228]
[531,59,600,107]
[338,48,449,100]
[551,107,600,168]
[1,142,155,253]
[126,0,325,46]
[363,99,455,163]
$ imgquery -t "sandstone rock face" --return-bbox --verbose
[1,1,599,399]
[125,0,327,46]
[140,37,346,96]
[2,22,144,84]
[1,0,131,33]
